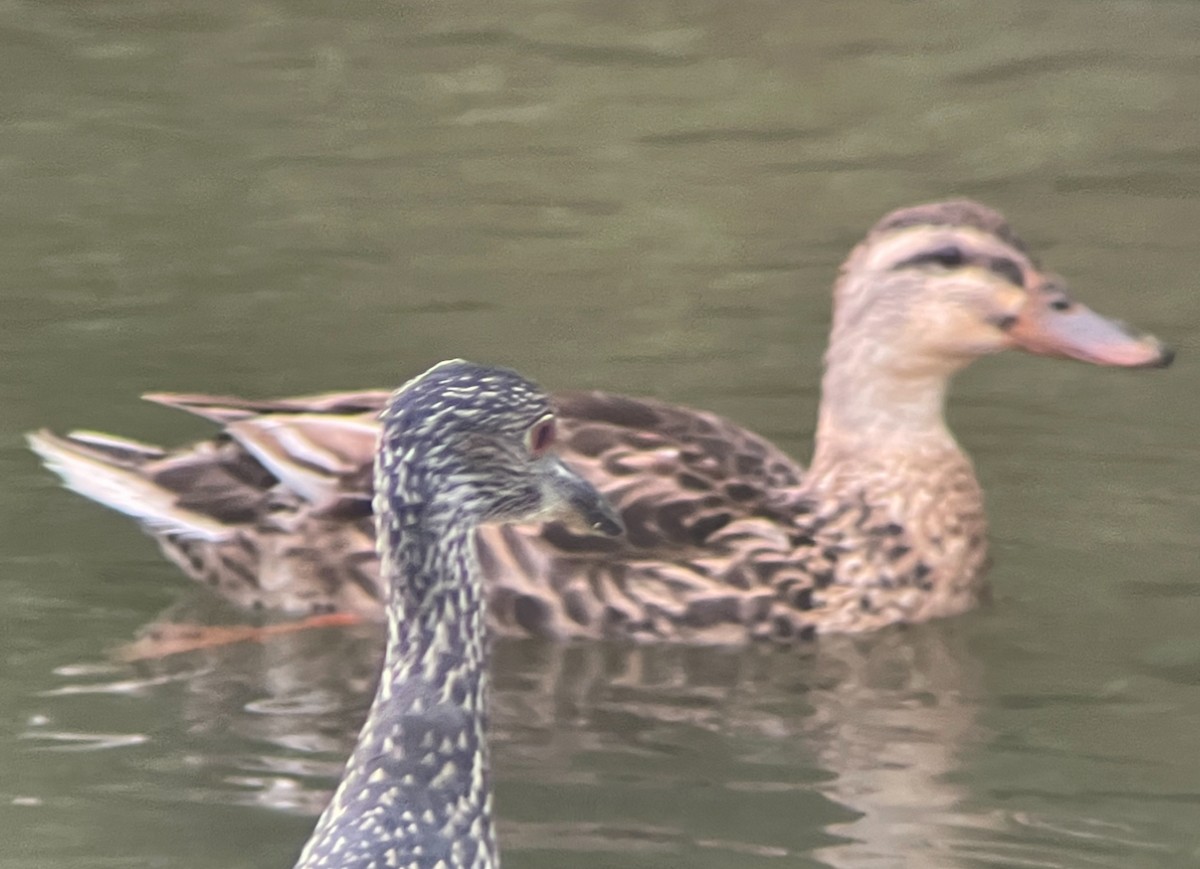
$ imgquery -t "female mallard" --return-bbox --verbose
[292,359,620,868]
[29,200,1171,643]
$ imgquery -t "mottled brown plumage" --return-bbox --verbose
[28,200,1172,642]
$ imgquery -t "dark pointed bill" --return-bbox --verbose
[1010,285,1174,369]
[544,459,625,537]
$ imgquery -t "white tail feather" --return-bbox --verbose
[226,416,377,504]
[26,431,232,542]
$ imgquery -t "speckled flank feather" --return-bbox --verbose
[293,360,619,868]
[27,200,1171,642]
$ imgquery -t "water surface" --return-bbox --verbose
[3,1,1200,867]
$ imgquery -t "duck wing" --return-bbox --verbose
[30,389,819,640]
[477,391,812,642]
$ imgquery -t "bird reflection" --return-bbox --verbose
[46,597,989,866]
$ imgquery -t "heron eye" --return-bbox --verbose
[526,414,557,457]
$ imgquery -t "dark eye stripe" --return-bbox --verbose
[987,256,1025,287]
[894,246,965,269]
[894,247,1026,287]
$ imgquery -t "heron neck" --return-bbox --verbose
[294,511,497,869]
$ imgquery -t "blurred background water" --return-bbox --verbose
[3,0,1200,866]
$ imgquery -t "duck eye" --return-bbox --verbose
[526,414,556,457]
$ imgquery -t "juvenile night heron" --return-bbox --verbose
[292,359,622,869]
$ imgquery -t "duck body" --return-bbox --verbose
[293,359,620,868]
[28,200,1172,642]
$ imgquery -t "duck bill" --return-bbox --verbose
[1009,289,1173,369]
[543,459,625,537]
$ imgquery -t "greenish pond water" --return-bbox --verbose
[2,1,1199,866]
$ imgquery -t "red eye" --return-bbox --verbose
[526,414,556,457]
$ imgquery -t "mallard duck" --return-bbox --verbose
[29,200,1172,643]
[292,359,621,868]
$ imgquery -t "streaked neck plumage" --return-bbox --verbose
[294,490,497,869]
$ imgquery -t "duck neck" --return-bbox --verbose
[798,340,989,611]
[794,348,990,618]
[295,506,497,869]
[809,344,964,479]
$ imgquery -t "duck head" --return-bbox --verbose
[815,200,1172,458]
[834,200,1170,373]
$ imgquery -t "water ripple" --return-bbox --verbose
[21,730,148,752]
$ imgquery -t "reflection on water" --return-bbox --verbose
[21,622,947,865]
[19,616,1192,868]
[3,0,1200,867]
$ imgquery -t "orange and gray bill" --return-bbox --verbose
[1010,283,1173,369]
